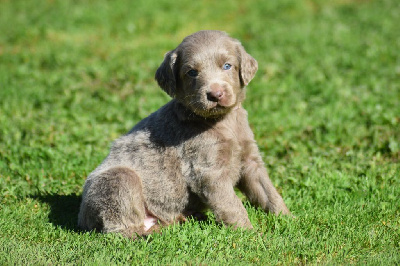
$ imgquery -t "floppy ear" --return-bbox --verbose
[237,43,258,87]
[155,50,178,97]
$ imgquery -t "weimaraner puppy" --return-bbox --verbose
[78,30,290,238]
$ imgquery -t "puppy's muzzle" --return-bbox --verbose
[207,90,224,103]
[206,83,232,107]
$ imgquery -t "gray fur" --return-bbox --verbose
[78,30,290,238]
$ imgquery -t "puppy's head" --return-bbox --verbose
[155,30,258,118]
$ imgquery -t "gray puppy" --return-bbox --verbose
[78,30,290,238]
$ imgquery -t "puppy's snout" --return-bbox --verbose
[207,90,224,102]
[207,84,225,103]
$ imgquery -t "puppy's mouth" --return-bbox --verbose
[206,101,234,110]
[189,96,237,118]
[205,92,237,109]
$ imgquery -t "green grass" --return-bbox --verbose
[1,0,399,264]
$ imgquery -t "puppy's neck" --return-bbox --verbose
[233,103,241,111]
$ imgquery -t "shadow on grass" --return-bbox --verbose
[32,193,218,235]
[33,193,81,232]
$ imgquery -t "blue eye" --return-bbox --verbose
[187,69,198,77]
[223,63,232,70]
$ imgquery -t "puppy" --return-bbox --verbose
[78,30,290,238]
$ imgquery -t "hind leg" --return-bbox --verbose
[78,167,148,238]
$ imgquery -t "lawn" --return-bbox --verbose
[0,0,399,264]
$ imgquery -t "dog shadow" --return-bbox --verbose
[33,193,81,232]
[32,193,220,235]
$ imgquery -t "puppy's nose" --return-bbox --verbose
[207,84,225,102]
[207,90,224,102]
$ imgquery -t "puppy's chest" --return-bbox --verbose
[180,120,245,181]
[212,122,244,166]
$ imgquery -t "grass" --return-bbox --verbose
[0,0,399,264]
